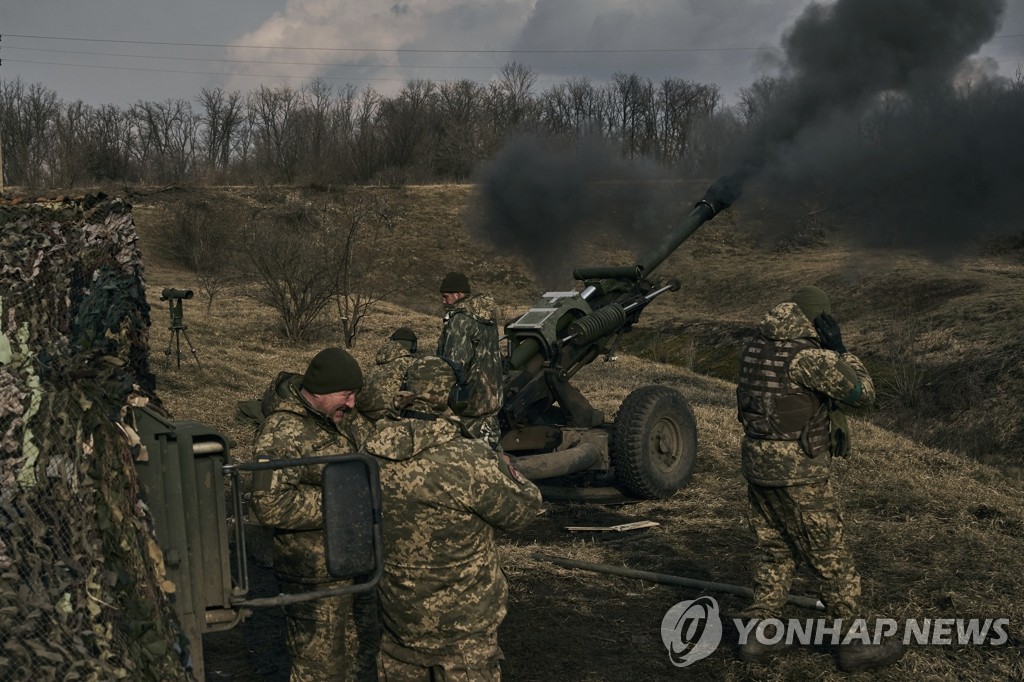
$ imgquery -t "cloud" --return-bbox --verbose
[222,0,812,96]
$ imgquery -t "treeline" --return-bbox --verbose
[0,63,757,188]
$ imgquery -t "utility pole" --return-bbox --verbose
[0,33,5,192]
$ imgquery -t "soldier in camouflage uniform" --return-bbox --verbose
[368,327,419,405]
[364,356,543,681]
[437,272,503,448]
[735,286,905,673]
[250,347,378,682]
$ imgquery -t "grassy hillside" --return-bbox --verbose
[128,184,1024,680]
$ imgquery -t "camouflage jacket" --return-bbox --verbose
[437,293,503,418]
[364,408,542,656]
[740,302,875,487]
[357,339,417,421]
[250,376,375,583]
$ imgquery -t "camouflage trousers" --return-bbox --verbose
[279,579,382,682]
[461,413,501,450]
[378,632,502,682]
[744,480,862,621]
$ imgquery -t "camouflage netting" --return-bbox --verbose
[0,195,190,680]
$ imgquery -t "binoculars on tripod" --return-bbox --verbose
[160,288,194,301]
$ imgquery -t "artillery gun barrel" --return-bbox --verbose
[636,174,742,278]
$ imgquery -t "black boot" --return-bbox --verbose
[739,637,793,663]
[737,619,793,663]
[837,639,907,673]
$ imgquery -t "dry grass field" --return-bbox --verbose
[129,184,1024,681]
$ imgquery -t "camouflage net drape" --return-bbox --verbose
[0,196,190,680]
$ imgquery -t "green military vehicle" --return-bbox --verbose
[130,404,383,680]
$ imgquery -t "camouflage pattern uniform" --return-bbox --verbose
[364,391,542,681]
[370,337,417,405]
[736,302,875,622]
[438,293,503,447]
[250,375,377,682]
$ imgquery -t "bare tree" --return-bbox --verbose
[197,87,245,178]
[609,72,657,158]
[166,199,240,312]
[0,78,60,186]
[432,79,487,178]
[325,192,404,347]
[737,75,786,127]
[653,79,721,166]
[83,104,134,182]
[244,206,341,341]
[248,85,303,183]
[129,99,199,183]
[349,87,383,182]
[48,100,92,188]
[377,80,437,176]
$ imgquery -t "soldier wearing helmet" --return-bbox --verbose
[735,286,905,673]
[365,356,542,680]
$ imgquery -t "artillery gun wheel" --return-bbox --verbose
[612,385,697,499]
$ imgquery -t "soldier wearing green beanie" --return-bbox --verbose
[437,271,504,448]
[251,347,378,681]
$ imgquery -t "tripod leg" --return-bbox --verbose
[164,327,175,369]
[175,329,182,368]
[181,328,203,371]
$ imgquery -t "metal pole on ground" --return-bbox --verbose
[531,552,826,611]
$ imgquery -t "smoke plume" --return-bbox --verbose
[473,0,1022,264]
[468,135,678,285]
[738,0,1019,251]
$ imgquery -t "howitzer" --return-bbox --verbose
[500,175,741,499]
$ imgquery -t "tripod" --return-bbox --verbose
[163,298,203,370]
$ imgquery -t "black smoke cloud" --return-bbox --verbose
[468,135,678,286]
[739,0,1020,252]
[473,0,1021,263]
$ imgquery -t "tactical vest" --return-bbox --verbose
[736,336,831,458]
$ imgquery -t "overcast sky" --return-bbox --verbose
[3,0,1024,108]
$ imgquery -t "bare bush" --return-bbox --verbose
[243,193,404,345]
[326,192,406,347]
[244,207,341,341]
[167,199,240,312]
[877,312,932,408]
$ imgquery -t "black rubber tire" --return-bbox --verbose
[611,385,697,499]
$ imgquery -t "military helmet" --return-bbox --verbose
[389,327,418,353]
[790,285,831,320]
[402,356,458,412]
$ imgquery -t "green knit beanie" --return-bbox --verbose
[302,347,364,394]
[790,286,832,320]
[439,271,471,294]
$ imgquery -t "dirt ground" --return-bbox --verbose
[202,499,785,682]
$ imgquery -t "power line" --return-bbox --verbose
[4,32,780,54]
[5,31,1024,54]
[3,46,771,71]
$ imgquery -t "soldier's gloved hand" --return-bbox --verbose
[814,313,847,354]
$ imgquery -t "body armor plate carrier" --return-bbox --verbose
[737,336,831,458]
